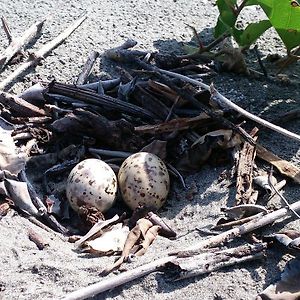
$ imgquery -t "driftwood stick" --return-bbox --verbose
[173,199,300,257]
[62,256,173,300]
[0,91,47,117]
[212,212,265,230]
[76,50,99,85]
[165,243,266,281]
[61,199,300,299]
[0,15,86,90]
[158,69,300,143]
[236,127,258,205]
[62,243,265,300]
[134,111,220,134]
[0,18,45,71]
[28,228,49,250]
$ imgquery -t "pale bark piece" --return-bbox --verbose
[28,228,49,250]
[134,112,220,134]
[0,15,86,90]
[76,50,99,85]
[75,215,120,248]
[0,19,45,71]
[256,144,300,184]
[236,128,258,205]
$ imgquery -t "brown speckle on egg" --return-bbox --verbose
[66,159,117,214]
[118,152,170,210]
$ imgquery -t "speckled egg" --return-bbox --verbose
[118,152,170,210]
[66,159,117,213]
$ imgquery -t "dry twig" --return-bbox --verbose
[62,201,300,299]
[158,69,300,143]
[0,18,45,71]
[0,15,86,90]
[76,50,99,85]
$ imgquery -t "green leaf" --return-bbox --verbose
[234,19,272,47]
[214,0,237,37]
[256,0,300,51]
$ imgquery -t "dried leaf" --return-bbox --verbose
[85,223,129,254]
[101,218,153,275]
[134,225,160,256]
[75,214,120,248]
[222,204,268,219]
[3,179,38,215]
[192,129,241,148]
[257,258,300,300]
[0,118,26,175]
[256,144,300,184]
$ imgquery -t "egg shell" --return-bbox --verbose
[66,159,117,213]
[118,152,170,210]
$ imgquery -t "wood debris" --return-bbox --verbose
[0,21,299,300]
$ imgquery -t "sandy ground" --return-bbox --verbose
[0,1,299,300]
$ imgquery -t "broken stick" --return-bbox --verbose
[174,199,300,257]
[0,18,45,71]
[0,91,47,117]
[0,15,86,90]
[76,50,99,85]
[158,69,300,143]
[236,127,258,205]
[62,200,300,300]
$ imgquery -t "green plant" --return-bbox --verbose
[214,0,300,53]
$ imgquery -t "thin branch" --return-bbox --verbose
[1,17,13,43]
[62,243,265,300]
[268,167,300,219]
[158,68,300,143]
[253,45,267,77]
[61,200,300,299]
[0,19,45,71]
[178,32,230,60]
[172,199,300,257]
[0,15,86,90]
